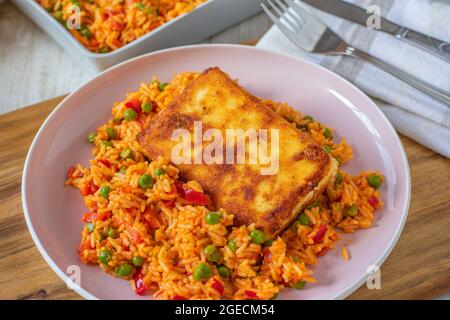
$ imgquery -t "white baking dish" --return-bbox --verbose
[12,0,262,71]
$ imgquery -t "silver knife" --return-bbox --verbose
[301,0,450,62]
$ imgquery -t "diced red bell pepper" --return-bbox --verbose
[172,295,187,300]
[317,247,329,257]
[175,182,210,206]
[263,248,272,263]
[110,20,125,32]
[134,270,149,296]
[312,225,327,244]
[245,290,258,299]
[143,207,160,229]
[81,212,112,223]
[163,200,176,208]
[125,98,142,113]
[211,279,224,296]
[368,196,379,209]
[126,225,143,245]
[67,166,76,179]
[97,159,111,168]
[80,181,98,196]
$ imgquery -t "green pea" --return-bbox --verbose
[304,115,314,123]
[144,7,153,14]
[291,280,306,290]
[100,140,112,148]
[154,168,166,176]
[193,262,212,281]
[80,25,91,38]
[115,264,133,277]
[367,174,382,189]
[139,174,153,189]
[250,229,265,244]
[105,127,117,140]
[135,2,145,10]
[323,145,332,154]
[217,265,231,278]
[291,220,300,231]
[124,108,137,122]
[100,185,111,198]
[347,204,359,217]
[323,128,333,140]
[227,240,237,252]
[87,132,97,144]
[69,0,80,7]
[336,156,344,167]
[119,166,127,174]
[141,102,153,113]
[106,227,118,238]
[205,212,221,225]
[54,10,63,20]
[86,222,95,233]
[298,213,310,226]
[292,256,299,262]
[263,239,274,247]
[335,172,343,186]
[99,47,110,54]
[204,245,216,256]
[159,82,169,91]
[98,248,112,264]
[209,250,221,263]
[120,148,133,160]
[308,200,320,209]
[131,256,145,267]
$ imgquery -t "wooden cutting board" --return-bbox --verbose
[0,96,449,300]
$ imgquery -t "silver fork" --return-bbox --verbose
[262,0,450,107]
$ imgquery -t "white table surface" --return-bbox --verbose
[0,1,271,114]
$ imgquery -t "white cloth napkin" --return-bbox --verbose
[257,0,450,158]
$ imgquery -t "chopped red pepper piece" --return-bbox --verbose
[211,279,224,296]
[125,98,142,113]
[81,212,111,223]
[245,290,258,299]
[97,159,111,168]
[126,225,143,245]
[134,269,148,296]
[110,20,125,32]
[317,247,329,257]
[143,207,160,229]
[163,200,176,208]
[263,248,272,263]
[67,166,76,179]
[175,182,210,206]
[368,196,379,209]
[172,295,187,300]
[80,181,98,196]
[312,225,327,244]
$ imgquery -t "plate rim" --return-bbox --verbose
[21,43,411,300]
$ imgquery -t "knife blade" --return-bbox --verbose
[301,0,450,62]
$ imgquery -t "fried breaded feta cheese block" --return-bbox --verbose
[138,67,338,238]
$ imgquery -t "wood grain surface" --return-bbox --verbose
[0,96,449,300]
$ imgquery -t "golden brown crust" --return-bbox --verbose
[138,67,337,238]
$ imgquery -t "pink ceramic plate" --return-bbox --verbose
[22,44,410,300]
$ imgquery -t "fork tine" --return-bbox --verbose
[285,0,314,24]
[265,0,300,32]
[276,0,306,25]
[261,2,306,52]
